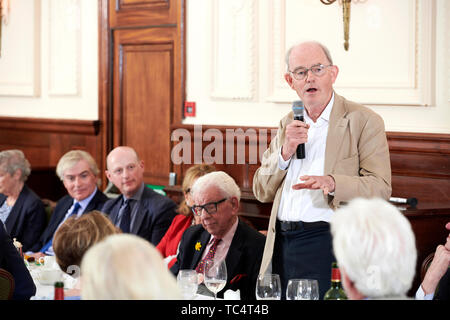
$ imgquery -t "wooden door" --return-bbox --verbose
[99,0,185,187]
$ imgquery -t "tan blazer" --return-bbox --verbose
[253,93,392,275]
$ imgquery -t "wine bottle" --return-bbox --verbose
[323,262,347,300]
[54,281,65,300]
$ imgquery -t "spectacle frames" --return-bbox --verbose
[191,198,228,216]
[289,64,332,81]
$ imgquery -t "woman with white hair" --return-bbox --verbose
[0,149,46,251]
[330,197,417,299]
[81,233,181,300]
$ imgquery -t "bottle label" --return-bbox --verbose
[331,268,341,281]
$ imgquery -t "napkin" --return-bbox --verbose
[223,289,241,300]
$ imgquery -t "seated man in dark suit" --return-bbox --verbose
[28,150,108,257]
[0,220,36,300]
[416,221,450,300]
[171,171,266,300]
[0,149,46,252]
[102,146,177,245]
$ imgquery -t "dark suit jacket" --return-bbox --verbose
[0,185,46,252]
[0,220,36,300]
[29,189,108,252]
[102,186,177,246]
[171,219,266,300]
[435,269,450,300]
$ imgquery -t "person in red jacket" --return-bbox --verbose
[157,164,215,268]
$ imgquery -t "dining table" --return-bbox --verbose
[24,258,240,300]
[25,259,78,300]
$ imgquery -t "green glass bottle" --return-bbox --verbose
[323,262,347,300]
[54,281,65,300]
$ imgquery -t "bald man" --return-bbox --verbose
[253,41,391,299]
[102,146,177,245]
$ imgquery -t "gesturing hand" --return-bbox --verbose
[292,175,336,195]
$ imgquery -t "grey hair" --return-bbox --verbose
[56,150,99,180]
[285,41,334,72]
[331,197,417,298]
[0,149,31,182]
[191,171,241,202]
[81,234,181,300]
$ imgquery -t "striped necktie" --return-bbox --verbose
[195,238,221,274]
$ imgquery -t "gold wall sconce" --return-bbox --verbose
[320,0,366,51]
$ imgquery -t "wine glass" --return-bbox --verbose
[255,274,281,300]
[309,279,319,300]
[177,269,199,300]
[203,260,227,300]
[297,279,311,300]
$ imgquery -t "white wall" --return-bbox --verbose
[185,0,450,133]
[0,0,98,120]
[0,0,448,134]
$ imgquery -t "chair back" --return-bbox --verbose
[420,252,435,282]
[0,268,15,300]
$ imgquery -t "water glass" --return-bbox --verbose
[297,279,311,300]
[255,274,281,300]
[177,269,199,299]
[309,279,319,300]
[286,279,303,300]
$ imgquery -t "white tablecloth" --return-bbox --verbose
[26,261,77,300]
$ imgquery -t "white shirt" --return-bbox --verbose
[415,285,434,300]
[277,94,335,222]
[45,187,99,255]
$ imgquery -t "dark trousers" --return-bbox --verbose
[272,220,335,300]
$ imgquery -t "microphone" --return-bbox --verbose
[389,197,418,208]
[292,100,305,159]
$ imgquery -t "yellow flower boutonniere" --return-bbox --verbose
[195,241,202,251]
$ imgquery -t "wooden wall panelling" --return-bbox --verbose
[113,28,177,186]
[98,0,111,190]
[109,0,177,27]
[168,124,450,228]
[0,117,101,201]
[387,132,450,208]
[100,0,185,187]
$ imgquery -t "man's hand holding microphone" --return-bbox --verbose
[283,100,336,195]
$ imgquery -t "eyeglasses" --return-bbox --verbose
[289,64,332,81]
[191,198,228,216]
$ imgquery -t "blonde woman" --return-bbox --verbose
[81,233,181,300]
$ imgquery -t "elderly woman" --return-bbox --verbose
[0,150,46,252]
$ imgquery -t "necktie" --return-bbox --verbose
[119,199,132,233]
[195,238,221,274]
[68,202,81,218]
[40,202,81,253]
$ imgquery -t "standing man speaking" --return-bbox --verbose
[253,41,392,299]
